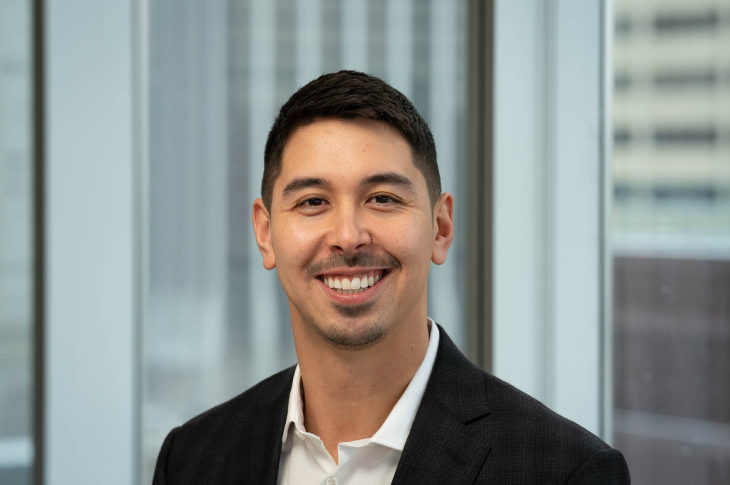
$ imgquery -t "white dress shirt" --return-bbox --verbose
[277,319,440,485]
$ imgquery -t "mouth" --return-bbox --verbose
[316,269,388,295]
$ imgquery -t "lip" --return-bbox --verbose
[316,269,390,304]
[315,267,390,278]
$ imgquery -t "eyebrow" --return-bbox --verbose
[281,171,417,199]
[360,172,416,195]
[281,177,333,198]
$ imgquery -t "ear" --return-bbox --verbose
[431,192,454,265]
[252,198,276,270]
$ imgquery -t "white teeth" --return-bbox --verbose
[322,270,385,293]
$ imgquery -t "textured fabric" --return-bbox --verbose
[152,324,631,485]
[277,320,440,485]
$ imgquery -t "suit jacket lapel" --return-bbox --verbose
[392,326,492,485]
[226,366,294,484]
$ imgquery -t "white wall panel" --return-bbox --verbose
[46,0,136,483]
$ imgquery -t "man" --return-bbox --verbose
[153,70,630,484]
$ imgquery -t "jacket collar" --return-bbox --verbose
[424,324,490,423]
[391,324,492,485]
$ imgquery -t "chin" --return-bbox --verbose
[312,314,390,351]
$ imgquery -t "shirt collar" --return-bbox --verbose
[281,364,305,445]
[281,318,441,452]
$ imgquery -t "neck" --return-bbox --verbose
[291,310,430,463]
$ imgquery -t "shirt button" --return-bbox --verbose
[326,478,338,485]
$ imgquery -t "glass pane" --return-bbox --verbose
[141,1,468,482]
[612,0,730,483]
[0,0,33,483]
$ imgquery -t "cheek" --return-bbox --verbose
[271,218,323,274]
[379,216,433,276]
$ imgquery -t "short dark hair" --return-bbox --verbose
[262,70,440,211]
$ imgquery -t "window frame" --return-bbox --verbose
[488,0,609,439]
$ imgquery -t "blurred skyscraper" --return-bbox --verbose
[613,0,730,234]
[612,1,730,483]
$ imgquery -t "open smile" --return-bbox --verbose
[316,269,389,301]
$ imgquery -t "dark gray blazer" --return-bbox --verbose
[153,325,630,484]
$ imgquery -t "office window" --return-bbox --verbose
[612,0,730,483]
[140,0,468,482]
[0,0,33,483]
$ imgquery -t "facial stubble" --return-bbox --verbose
[317,299,389,350]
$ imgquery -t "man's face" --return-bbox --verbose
[253,118,452,349]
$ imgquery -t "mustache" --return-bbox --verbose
[305,253,400,277]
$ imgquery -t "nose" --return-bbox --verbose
[327,205,372,253]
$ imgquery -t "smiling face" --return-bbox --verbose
[252,118,453,351]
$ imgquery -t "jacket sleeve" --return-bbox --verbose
[564,448,631,485]
[152,427,179,485]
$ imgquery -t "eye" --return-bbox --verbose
[304,198,324,206]
[372,195,394,204]
[296,197,329,211]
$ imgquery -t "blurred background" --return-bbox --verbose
[0,0,728,484]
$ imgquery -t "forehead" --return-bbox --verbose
[277,118,423,188]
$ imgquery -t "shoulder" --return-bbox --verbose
[483,371,607,452]
[173,365,294,441]
[478,371,629,483]
[434,326,610,456]
[179,366,293,435]
[152,365,294,484]
[431,326,628,482]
